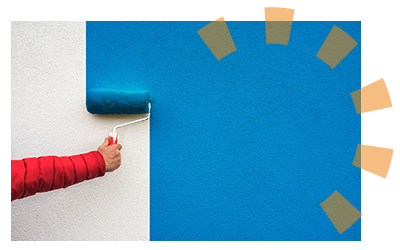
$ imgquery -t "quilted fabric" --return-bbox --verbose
[11,151,105,201]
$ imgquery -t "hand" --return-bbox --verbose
[97,138,122,172]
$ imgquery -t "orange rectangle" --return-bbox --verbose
[264,7,295,21]
[352,144,394,178]
[350,78,392,114]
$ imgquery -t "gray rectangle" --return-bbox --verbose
[316,25,358,69]
[197,21,236,61]
[265,21,292,45]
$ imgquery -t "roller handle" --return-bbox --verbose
[108,132,118,145]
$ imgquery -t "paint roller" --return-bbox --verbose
[86,89,151,145]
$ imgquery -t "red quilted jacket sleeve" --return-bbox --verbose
[11,151,106,201]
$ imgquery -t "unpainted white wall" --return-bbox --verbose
[11,21,149,241]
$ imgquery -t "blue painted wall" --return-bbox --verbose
[86,21,361,240]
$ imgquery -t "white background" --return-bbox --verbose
[10,21,150,241]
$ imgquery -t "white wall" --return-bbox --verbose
[11,21,149,241]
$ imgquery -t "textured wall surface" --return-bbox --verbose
[11,22,149,241]
[87,21,361,240]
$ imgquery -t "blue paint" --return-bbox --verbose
[86,89,150,114]
[86,21,361,240]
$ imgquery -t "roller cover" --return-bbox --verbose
[86,89,150,114]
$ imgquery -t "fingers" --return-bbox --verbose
[115,144,122,151]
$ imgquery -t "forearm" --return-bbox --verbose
[11,151,105,201]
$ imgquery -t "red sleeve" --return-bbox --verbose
[11,151,105,201]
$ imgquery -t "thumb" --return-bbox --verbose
[97,137,109,151]
[101,137,109,147]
